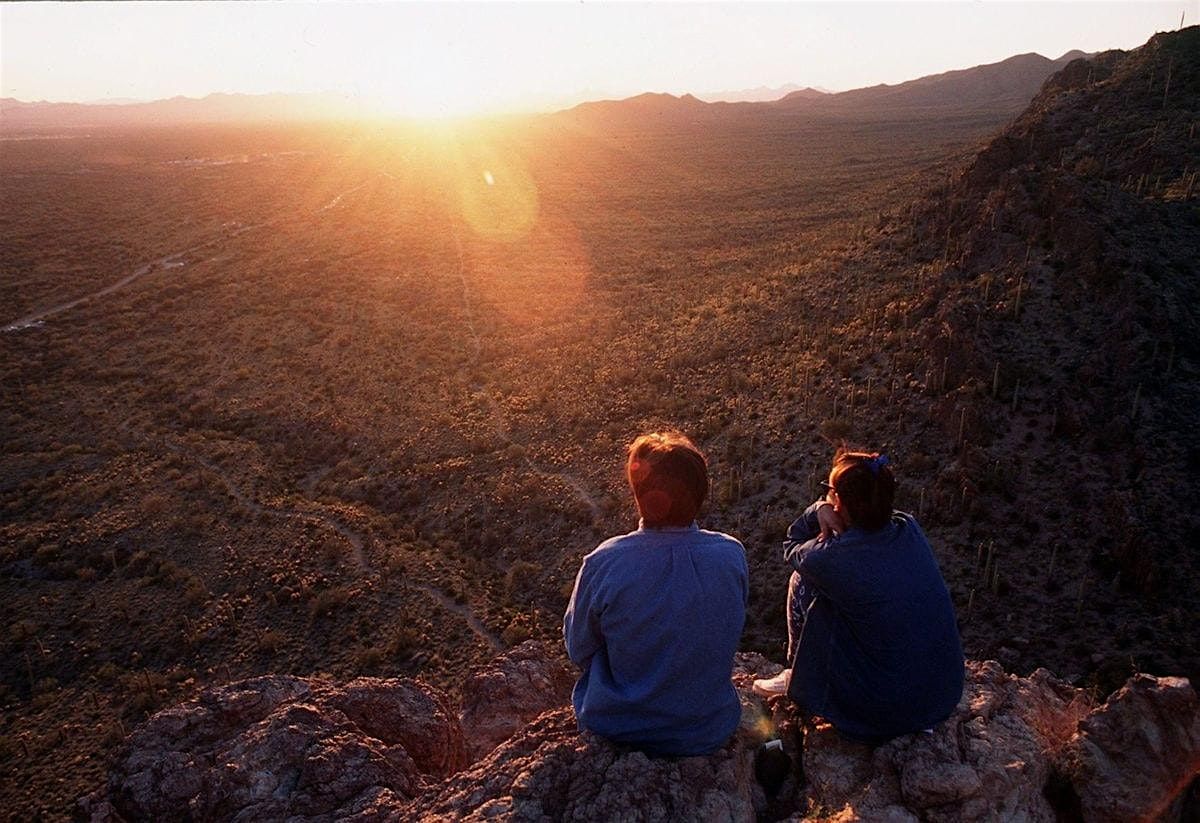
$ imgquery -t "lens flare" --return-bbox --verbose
[451,141,539,242]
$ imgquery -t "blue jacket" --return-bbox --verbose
[784,502,964,742]
[563,522,748,756]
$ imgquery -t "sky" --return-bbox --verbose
[1,1,1195,117]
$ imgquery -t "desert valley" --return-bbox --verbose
[2,23,1198,821]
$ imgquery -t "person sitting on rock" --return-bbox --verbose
[752,449,964,744]
[563,431,749,756]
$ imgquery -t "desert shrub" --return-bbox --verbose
[819,418,853,442]
[501,613,534,647]
[253,629,284,655]
[308,586,351,619]
[353,645,386,671]
[181,575,208,606]
[27,676,61,710]
[505,559,542,599]
[32,544,60,567]
[8,620,38,644]
[319,537,344,566]
[125,550,153,576]
[0,733,15,763]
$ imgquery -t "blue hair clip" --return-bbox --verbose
[865,454,889,475]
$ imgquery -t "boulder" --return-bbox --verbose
[458,640,576,762]
[1063,674,1200,822]
[801,662,1095,822]
[409,705,765,821]
[94,674,465,822]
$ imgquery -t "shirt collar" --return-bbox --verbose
[637,519,700,533]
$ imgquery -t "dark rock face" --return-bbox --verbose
[81,648,1200,822]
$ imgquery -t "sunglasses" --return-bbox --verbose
[819,481,837,495]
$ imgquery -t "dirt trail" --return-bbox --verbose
[409,583,503,653]
[2,223,267,333]
[154,436,503,652]
[3,174,378,333]
[160,439,369,572]
[318,172,394,212]
[448,223,603,522]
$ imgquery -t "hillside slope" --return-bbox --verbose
[787,50,1088,112]
[824,25,1199,685]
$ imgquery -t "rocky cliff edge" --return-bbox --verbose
[80,643,1199,821]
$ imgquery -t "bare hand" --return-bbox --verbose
[816,502,846,540]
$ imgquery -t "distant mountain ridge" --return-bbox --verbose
[1,47,1092,130]
[779,49,1092,111]
[558,48,1094,130]
[697,83,828,103]
[0,91,364,129]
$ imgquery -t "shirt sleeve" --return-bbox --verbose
[790,538,851,606]
[562,555,603,668]
[782,500,830,570]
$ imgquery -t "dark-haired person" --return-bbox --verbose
[753,450,964,744]
[563,432,748,756]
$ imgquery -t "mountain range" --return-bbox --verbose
[696,82,829,103]
[0,91,365,129]
[1,49,1090,130]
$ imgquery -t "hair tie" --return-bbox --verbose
[865,453,889,475]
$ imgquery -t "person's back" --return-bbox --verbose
[563,432,748,756]
[788,512,963,742]
[756,450,964,744]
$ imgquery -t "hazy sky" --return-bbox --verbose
[2,1,1194,116]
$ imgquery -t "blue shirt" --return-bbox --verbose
[784,503,964,742]
[563,522,748,756]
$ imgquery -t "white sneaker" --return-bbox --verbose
[752,669,791,698]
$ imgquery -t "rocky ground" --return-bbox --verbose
[81,641,1199,822]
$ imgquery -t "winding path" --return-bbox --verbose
[2,222,267,333]
[160,439,368,572]
[449,223,603,522]
[409,582,502,653]
[154,434,503,653]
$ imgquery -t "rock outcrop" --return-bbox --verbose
[1063,674,1200,822]
[83,645,1199,822]
[82,674,465,822]
[801,661,1095,821]
[409,707,759,821]
[458,640,576,762]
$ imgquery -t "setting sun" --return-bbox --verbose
[2,2,1190,115]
